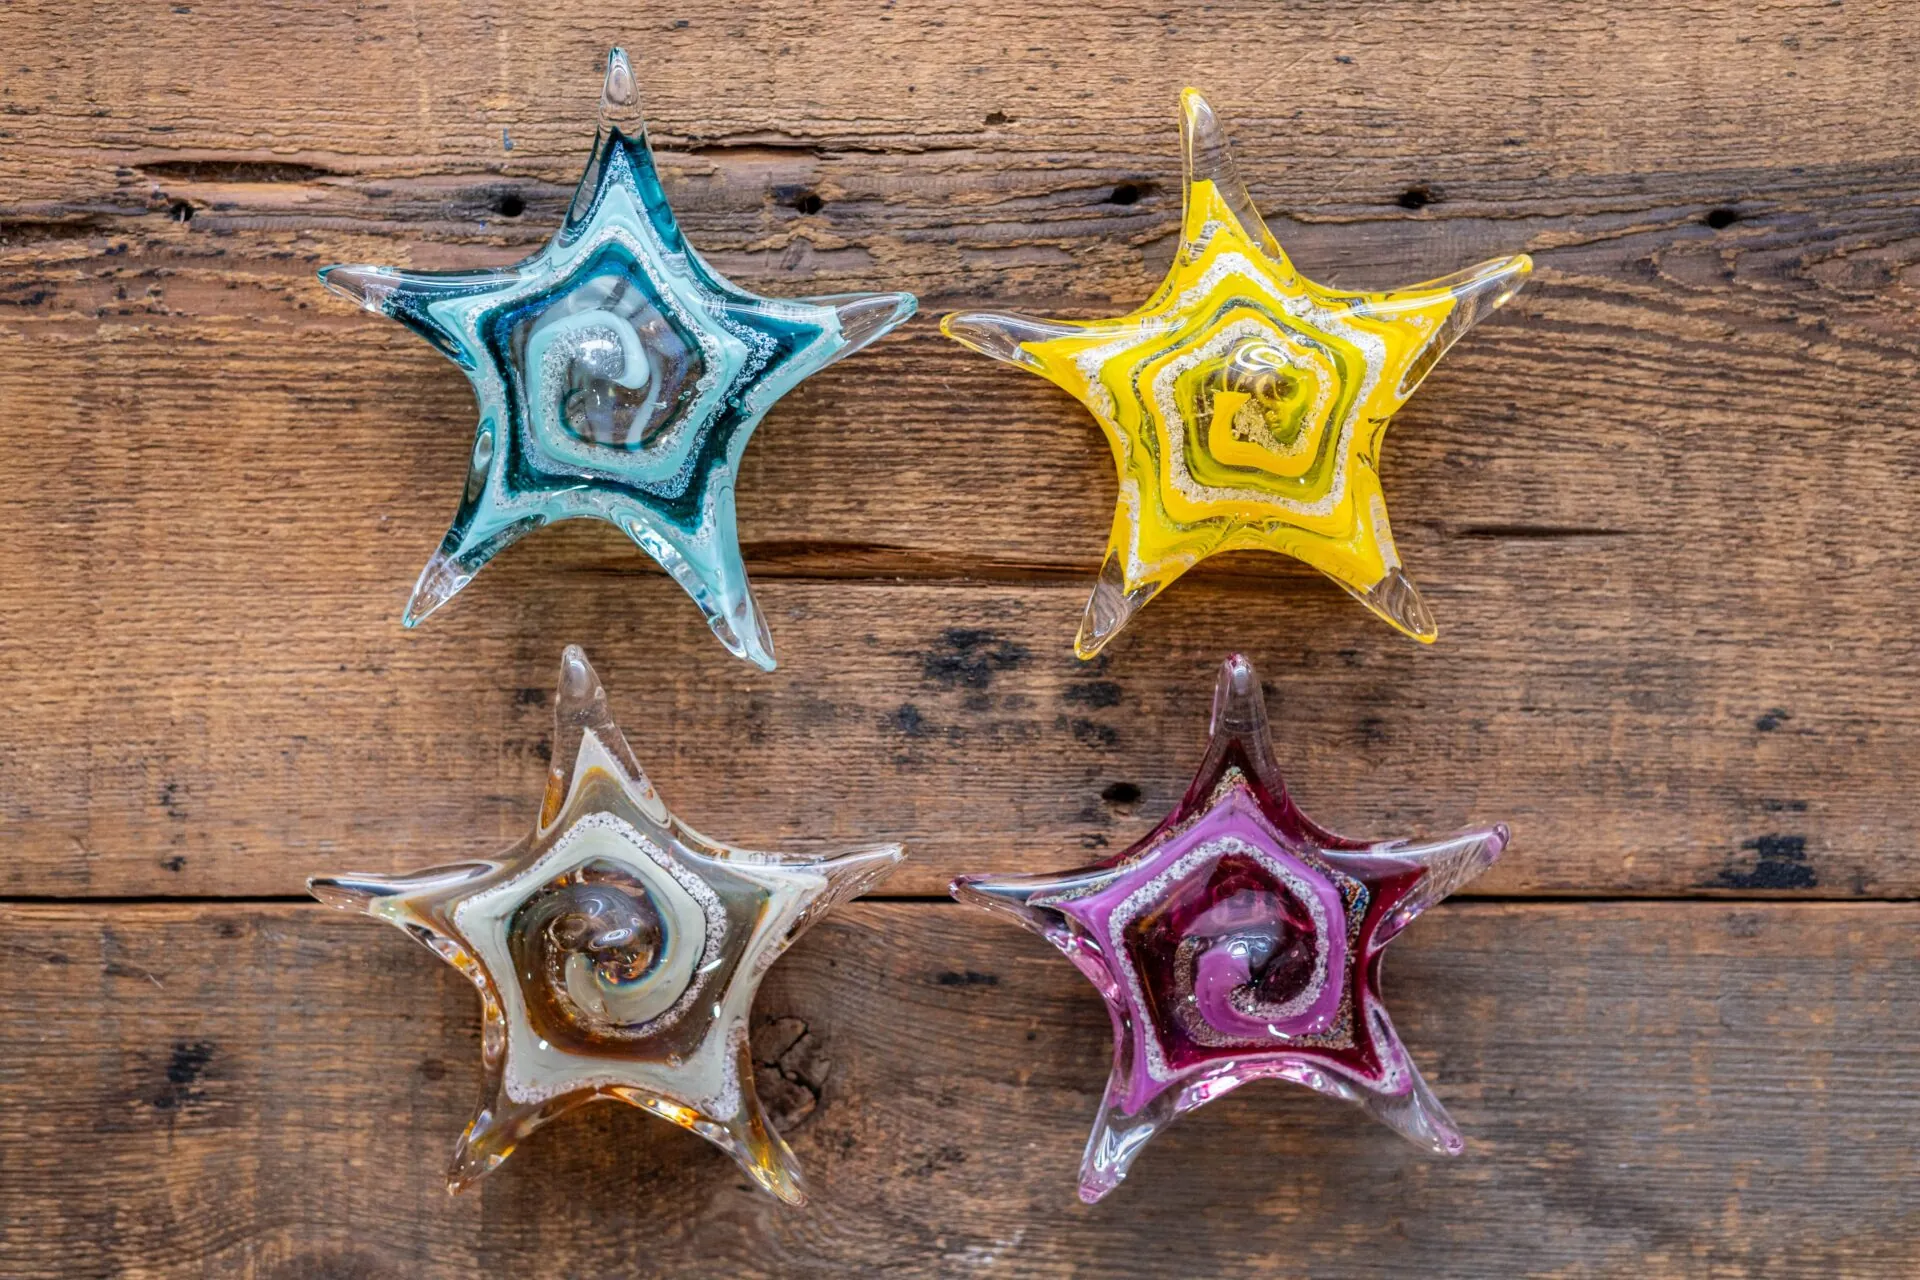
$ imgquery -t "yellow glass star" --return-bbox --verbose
[943,91,1532,656]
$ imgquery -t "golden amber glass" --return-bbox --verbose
[308,646,901,1205]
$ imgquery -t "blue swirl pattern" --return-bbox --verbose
[320,49,917,668]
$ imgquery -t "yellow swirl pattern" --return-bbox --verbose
[943,90,1532,656]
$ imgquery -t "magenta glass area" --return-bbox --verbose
[952,653,1508,1202]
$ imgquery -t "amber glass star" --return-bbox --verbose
[309,646,901,1204]
[943,91,1531,656]
[953,654,1507,1202]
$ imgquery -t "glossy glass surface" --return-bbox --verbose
[943,91,1531,656]
[952,654,1507,1203]
[321,49,917,668]
[309,646,902,1205]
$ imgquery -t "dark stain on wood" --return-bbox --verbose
[1061,679,1123,708]
[150,1040,215,1111]
[886,702,930,738]
[919,628,1032,693]
[1704,834,1817,891]
[934,970,999,987]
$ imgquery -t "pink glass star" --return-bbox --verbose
[952,654,1507,1202]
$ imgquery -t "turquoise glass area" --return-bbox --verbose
[319,48,917,669]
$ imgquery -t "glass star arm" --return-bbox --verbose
[1182,653,1291,800]
[318,262,522,371]
[769,845,906,950]
[446,1078,565,1194]
[403,511,542,627]
[797,291,920,368]
[541,645,666,828]
[586,484,779,670]
[306,859,505,924]
[611,1037,809,1205]
[1175,88,1287,269]
[1079,1065,1173,1205]
[1079,550,1164,662]
[567,48,650,228]
[939,309,1090,378]
[948,868,1095,942]
[1370,253,1534,399]
[1348,999,1468,1155]
[307,856,519,1129]
[1314,817,1509,949]
[1339,569,1438,647]
[1334,823,1509,946]
[307,853,520,1025]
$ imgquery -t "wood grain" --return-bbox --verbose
[0,4,1916,1274]
[1,0,1917,201]
[0,900,1912,1278]
[1,565,1910,900]
[2,1,1917,899]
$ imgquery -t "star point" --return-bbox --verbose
[951,652,1506,1202]
[321,47,917,668]
[309,644,903,1204]
[942,91,1530,655]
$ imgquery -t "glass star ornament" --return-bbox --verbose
[951,653,1508,1203]
[320,48,917,669]
[942,91,1531,657]
[308,645,903,1205]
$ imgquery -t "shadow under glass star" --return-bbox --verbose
[309,645,903,1205]
[952,653,1507,1203]
[321,48,917,669]
[943,90,1531,657]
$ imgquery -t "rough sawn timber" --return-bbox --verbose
[0,2,1916,1277]
[0,2,1916,898]
[0,901,1913,1279]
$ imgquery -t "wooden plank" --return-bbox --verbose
[2,6,1917,899]
[0,6,1912,1279]
[2,567,1913,899]
[0,900,1911,1278]
[4,0,1917,588]
[1,0,1916,204]
[0,195,1913,898]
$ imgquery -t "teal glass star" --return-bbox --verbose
[320,48,917,668]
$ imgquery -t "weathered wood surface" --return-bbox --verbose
[0,901,1912,1279]
[1,568,1906,900]
[2,1,1918,898]
[0,2,1916,1276]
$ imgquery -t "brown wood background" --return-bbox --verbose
[0,2,1915,1276]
